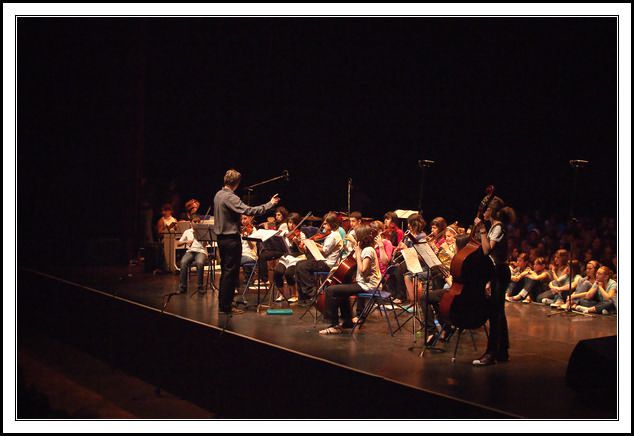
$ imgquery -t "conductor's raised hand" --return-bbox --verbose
[271,193,281,205]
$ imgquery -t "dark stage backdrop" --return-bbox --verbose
[17,17,617,252]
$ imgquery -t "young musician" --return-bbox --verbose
[319,225,382,334]
[295,212,344,304]
[383,211,404,247]
[472,197,516,366]
[175,215,208,294]
[180,198,201,221]
[344,211,363,251]
[274,207,290,233]
[240,215,258,280]
[272,213,307,302]
[213,169,280,315]
[156,203,177,236]
[400,213,427,306]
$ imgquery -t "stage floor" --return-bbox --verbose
[30,265,618,419]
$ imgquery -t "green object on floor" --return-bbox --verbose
[266,308,293,315]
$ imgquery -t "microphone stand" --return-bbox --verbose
[549,159,589,318]
[417,160,434,215]
[243,170,289,205]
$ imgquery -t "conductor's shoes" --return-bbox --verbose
[496,349,509,362]
[472,353,496,367]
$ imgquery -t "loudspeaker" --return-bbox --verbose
[566,335,617,398]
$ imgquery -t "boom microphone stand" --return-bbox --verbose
[244,170,290,205]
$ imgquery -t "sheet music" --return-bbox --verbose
[413,241,443,268]
[402,247,423,274]
[394,209,418,219]
[303,239,325,261]
[248,229,280,242]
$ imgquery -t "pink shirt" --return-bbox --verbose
[374,239,394,276]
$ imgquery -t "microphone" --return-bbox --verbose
[569,159,589,168]
[418,159,435,168]
[283,170,290,182]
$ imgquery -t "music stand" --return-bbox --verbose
[244,229,291,312]
[413,241,446,356]
[392,247,426,340]
[192,223,218,294]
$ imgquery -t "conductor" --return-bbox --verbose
[213,169,280,315]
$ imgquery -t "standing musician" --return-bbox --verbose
[273,212,306,303]
[295,212,344,304]
[319,225,382,335]
[156,203,177,236]
[213,169,280,315]
[471,197,516,366]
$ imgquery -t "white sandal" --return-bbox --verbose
[319,326,343,335]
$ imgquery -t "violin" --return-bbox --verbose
[309,223,331,243]
[241,223,254,237]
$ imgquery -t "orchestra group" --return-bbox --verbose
[156,169,618,367]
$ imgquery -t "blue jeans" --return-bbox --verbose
[179,251,208,291]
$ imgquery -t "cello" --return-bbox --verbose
[439,185,496,329]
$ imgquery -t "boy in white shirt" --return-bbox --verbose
[176,215,208,293]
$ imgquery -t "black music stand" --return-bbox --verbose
[192,223,218,295]
[243,230,290,311]
[392,247,426,338]
[413,241,445,356]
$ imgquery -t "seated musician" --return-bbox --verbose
[353,220,395,321]
[295,212,344,304]
[156,203,177,237]
[424,233,469,345]
[428,217,448,250]
[175,214,208,294]
[319,225,382,335]
[274,206,290,233]
[383,211,404,247]
[240,215,258,281]
[256,207,290,285]
[180,198,201,221]
[273,212,307,303]
[399,213,427,307]
[344,211,363,252]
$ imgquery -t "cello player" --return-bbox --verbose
[471,197,516,366]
